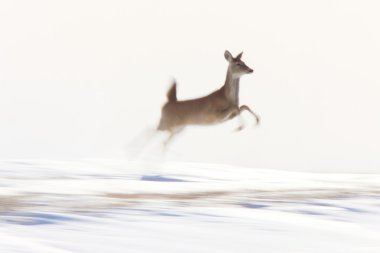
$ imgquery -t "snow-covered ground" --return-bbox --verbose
[1,160,380,253]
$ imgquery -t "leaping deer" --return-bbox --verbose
[157,50,260,146]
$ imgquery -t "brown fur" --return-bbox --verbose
[157,50,259,145]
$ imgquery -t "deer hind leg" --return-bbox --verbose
[239,105,260,126]
[163,126,184,148]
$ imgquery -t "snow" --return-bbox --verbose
[1,160,380,252]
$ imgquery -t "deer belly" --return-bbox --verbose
[161,102,230,128]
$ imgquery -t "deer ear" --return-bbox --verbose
[236,52,243,60]
[224,50,233,62]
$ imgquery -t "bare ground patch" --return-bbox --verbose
[0,195,24,212]
[105,191,230,201]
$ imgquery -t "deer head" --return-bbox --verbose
[224,50,254,78]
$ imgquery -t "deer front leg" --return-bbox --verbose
[239,105,260,126]
[216,105,257,131]
[217,105,239,122]
[234,105,260,131]
[234,115,246,131]
[219,105,246,131]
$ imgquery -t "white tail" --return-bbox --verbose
[157,50,260,146]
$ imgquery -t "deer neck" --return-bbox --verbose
[222,69,240,105]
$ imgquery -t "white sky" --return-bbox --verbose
[1,0,379,172]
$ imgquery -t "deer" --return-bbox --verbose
[157,50,260,146]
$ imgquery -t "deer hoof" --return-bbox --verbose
[255,117,260,126]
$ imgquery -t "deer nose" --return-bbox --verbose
[248,68,254,73]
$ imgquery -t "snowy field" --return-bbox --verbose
[1,160,380,253]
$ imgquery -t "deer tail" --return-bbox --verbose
[166,80,177,102]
